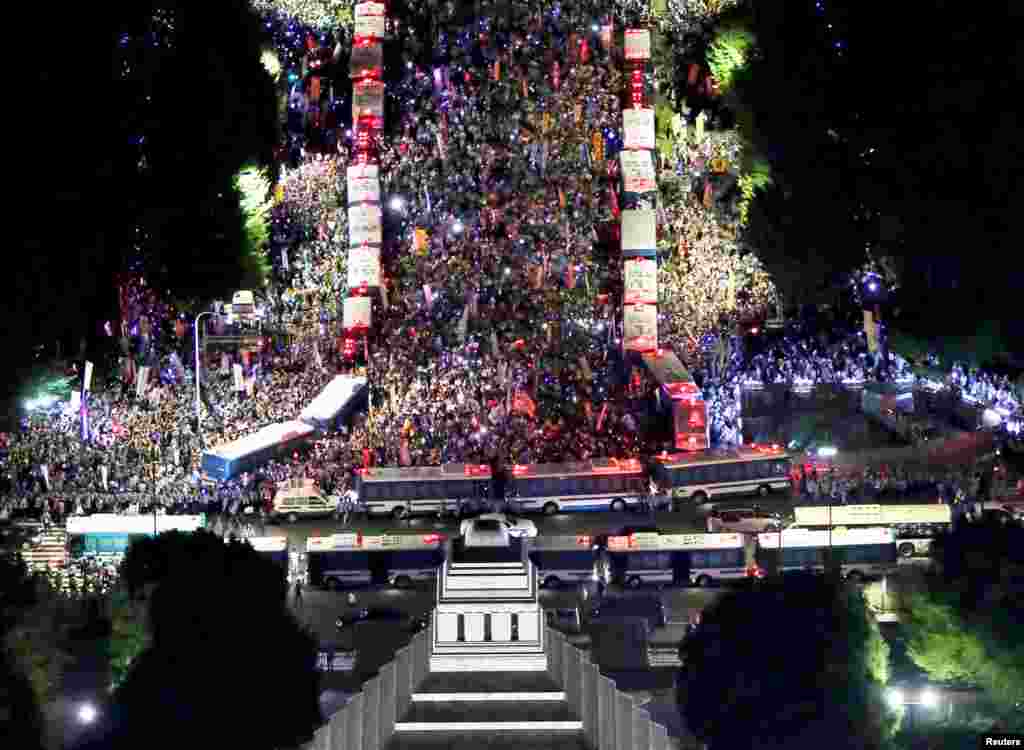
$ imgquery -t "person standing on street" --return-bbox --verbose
[293,578,304,609]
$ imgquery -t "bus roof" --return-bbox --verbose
[640,350,700,399]
[205,420,314,461]
[509,458,645,479]
[607,532,744,551]
[357,464,491,483]
[246,536,287,552]
[306,532,446,552]
[66,514,205,535]
[793,504,952,527]
[530,535,600,550]
[758,527,894,549]
[653,444,789,468]
[299,375,367,424]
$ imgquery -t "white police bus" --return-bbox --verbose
[355,464,492,520]
[597,532,752,588]
[528,535,601,589]
[755,527,898,582]
[650,444,792,507]
[792,504,952,558]
[67,514,206,561]
[306,532,445,589]
[507,458,649,515]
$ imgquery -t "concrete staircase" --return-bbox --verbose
[388,672,585,749]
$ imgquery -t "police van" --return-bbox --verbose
[272,480,339,523]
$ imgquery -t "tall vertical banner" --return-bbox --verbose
[620,29,662,363]
[101,465,108,491]
[233,363,244,392]
[84,361,94,392]
[864,310,878,353]
[136,366,149,399]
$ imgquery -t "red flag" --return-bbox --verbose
[399,439,412,466]
[362,448,371,468]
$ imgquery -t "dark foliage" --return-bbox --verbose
[728,0,1024,337]
[10,0,278,377]
[78,531,319,750]
[678,574,892,750]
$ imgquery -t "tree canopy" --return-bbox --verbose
[80,531,320,750]
[902,521,1024,727]
[678,574,896,750]
[716,0,1024,337]
[0,556,49,750]
[10,0,279,374]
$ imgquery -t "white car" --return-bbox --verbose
[707,507,782,534]
[462,513,538,539]
[460,513,538,546]
[461,518,510,547]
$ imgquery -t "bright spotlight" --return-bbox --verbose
[868,282,879,292]
[816,446,838,457]
[452,220,464,234]
[919,688,938,708]
[77,703,97,724]
[886,688,904,709]
[389,196,404,211]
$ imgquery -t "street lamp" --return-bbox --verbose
[193,310,216,444]
[77,702,97,724]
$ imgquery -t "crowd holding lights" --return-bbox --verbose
[2,0,1022,538]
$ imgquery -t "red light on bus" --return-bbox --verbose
[464,464,489,476]
[576,535,592,546]
[607,536,631,550]
[511,465,529,475]
[422,534,445,544]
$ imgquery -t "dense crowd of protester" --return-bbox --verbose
[2,316,1019,538]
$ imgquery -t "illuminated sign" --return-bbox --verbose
[758,527,894,549]
[793,505,952,527]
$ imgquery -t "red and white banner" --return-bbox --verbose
[624,29,651,61]
[347,164,380,204]
[354,2,387,39]
[624,258,658,305]
[348,244,381,288]
[344,296,372,330]
[623,304,658,352]
[623,107,655,150]
[621,209,657,252]
[620,150,656,193]
[348,204,383,246]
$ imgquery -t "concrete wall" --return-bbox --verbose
[545,626,683,750]
[303,627,432,750]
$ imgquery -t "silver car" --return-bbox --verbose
[707,507,782,534]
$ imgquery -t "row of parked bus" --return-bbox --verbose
[302,522,907,591]
[353,443,793,520]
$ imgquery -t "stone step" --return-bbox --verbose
[430,654,548,672]
[414,671,563,699]
[387,730,587,749]
[400,699,577,725]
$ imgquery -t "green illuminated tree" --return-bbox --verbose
[707,24,757,94]
[902,522,1024,728]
